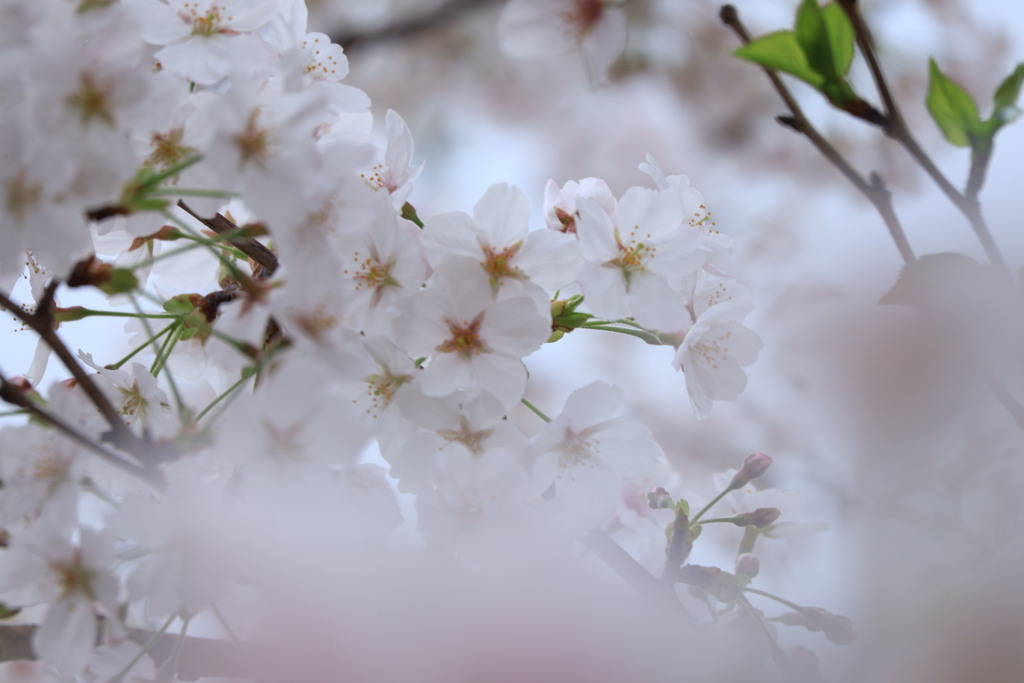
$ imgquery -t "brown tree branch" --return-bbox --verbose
[0,371,161,486]
[176,201,278,277]
[0,290,154,459]
[719,5,915,265]
[330,0,503,49]
[836,0,1009,277]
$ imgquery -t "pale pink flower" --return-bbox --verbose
[361,109,423,208]
[134,0,279,85]
[498,0,628,85]
[0,526,119,675]
[532,382,662,524]
[576,187,705,332]
[422,183,581,308]
[0,424,82,530]
[382,388,529,491]
[673,302,762,418]
[392,256,551,409]
[543,177,616,233]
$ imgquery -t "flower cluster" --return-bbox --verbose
[0,1,831,680]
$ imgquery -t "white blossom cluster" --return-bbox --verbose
[0,1,788,680]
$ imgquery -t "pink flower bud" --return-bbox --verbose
[728,452,773,489]
[732,507,780,528]
[734,552,760,578]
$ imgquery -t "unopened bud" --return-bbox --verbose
[553,207,576,233]
[799,606,857,645]
[734,552,760,578]
[729,452,772,489]
[732,507,780,529]
[53,306,89,323]
[646,487,674,510]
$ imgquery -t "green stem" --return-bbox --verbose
[0,409,29,418]
[211,602,240,642]
[736,593,788,662]
[73,309,179,320]
[689,486,734,526]
[106,614,177,683]
[150,324,183,377]
[128,296,187,419]
[580,323,662,345]
[194,370,255,424]
[149,187,236,199]
[127,241,206,272]
[695,517,738,526]
[107,323,177,371]
[159,615,191,681]
[520,397,552,423]
[741,585,805,613]
[144,155,203,187]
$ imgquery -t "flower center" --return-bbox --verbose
[147,128,195,173]
[5,171,43,226]
[361,370,410,416]
[234,109,271,167]
[566,0,605,38]
[481,242,524,291]
[437,417,494,456]
[67,72,115,126]
[558,427,600,469]
[345,247,398,306]
[437,312,490,358]
[180,3,236,37]
[605,225,655,289]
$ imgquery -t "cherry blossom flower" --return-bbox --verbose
[0,425,82,530]
[357,109,423,207]
[133,0,279,85]
[673,302,762,418]
[422,183,581,308]
[713,469,829,539]
[335,194,429,336]
[543,177,616,234]
[575,187,705,332]
[80,353,177,439]
[201,77,327,232]
[498,0,628,85]
[380,388,529,493]
[392,256,551,409]
[0,526,119,675]
[532,382,663,525]
[110,476,244,619]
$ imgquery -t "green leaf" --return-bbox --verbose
[163,294,198,316]
[993,63,1024,111]
[796,0,836,79]
[821,3,855,76]
[985,62,1024,134]
[98,268,139,295]
[821,78,858,107]
[734,30,824,88]
[926,59,982,147]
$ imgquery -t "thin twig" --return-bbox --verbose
[583,529,695,623]
[837,0,1010,276]
[0,372,161,486]
[0,289,144,454]
[719,5,915,264]
[331,0,503,49]
[176,201,278,277]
